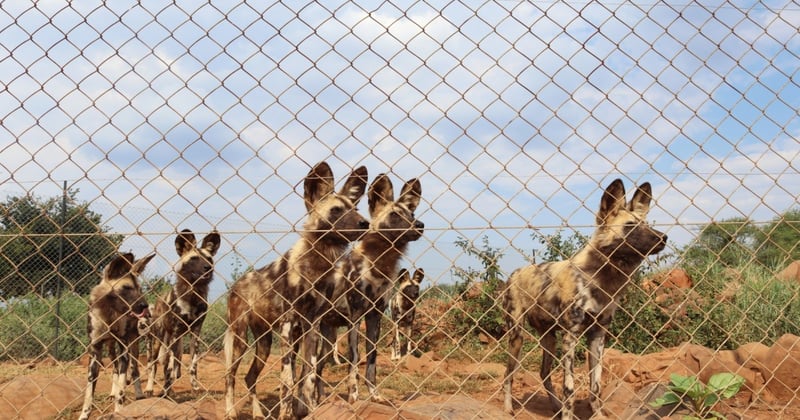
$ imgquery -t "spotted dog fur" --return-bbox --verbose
[223,162,368,420]
[316,173,424,404]
[390,268,424,361]
[502,179,667,419]
[79,252,154,420]
[144,229,220,397]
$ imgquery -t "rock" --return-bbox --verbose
[604,345,694,387]
[0,375,84,419]
[762,334,800,401]
[777,261,800,282]
[100,398,217,419]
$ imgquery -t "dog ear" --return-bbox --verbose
[597,179,626,225]
[368,174,394,216]
[397,268,409,283]
[131,253,156,277]
[105,253,135,280]
[412,268,424,285]
[398,178,421,213]
[340,166,368,204]
[175,229,197,256]
[304,161,335,211]
[201,230,221,256]
[628,183,653,217]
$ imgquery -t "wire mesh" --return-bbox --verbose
[1,1,799,418]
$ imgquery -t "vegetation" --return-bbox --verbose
[0,190,123,298]
[448,236,506,339]
[650,372,745,419]
[0,293,88,361]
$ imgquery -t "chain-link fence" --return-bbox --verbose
[1,0,799,418]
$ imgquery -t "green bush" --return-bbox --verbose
[610,259,800,354]
[200,297,229,353]
[0,293,88,361]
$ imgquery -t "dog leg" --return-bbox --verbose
[78,343,102,420]
[503,322,524,414]
[561,330,579,420]
[587,328,605,415]
[540,330,562,413]
[278,318,296,420]
[364,310,386,402]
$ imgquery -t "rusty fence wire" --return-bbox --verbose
[1,1,799,418]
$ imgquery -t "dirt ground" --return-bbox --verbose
[0,348,796,419]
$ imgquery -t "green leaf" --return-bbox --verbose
[703,393,720,408]
[707,373,745,399]
[650,391,682,407]
[669,373,703,398]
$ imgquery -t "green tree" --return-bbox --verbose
[681,217,759,271]
[532,229,588,263]
[451,236,506,339]
[754,208,800,268]
[0,190,123,298]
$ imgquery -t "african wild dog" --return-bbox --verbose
[79,252,155,420]
[390,267,424,361]
[502,179,667,419]
[144,229,221,397]
[316,173,424,404]
[224,161,368,420]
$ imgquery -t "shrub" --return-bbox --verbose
[0,293,88,361]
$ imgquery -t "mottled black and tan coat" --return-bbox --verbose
[223,162,368,420]
[390,268,424,361]
[502,179,667,419]
[144,229,220,397]
[316,173,424,404]
[79,252,154,420]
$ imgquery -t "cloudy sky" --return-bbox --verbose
[1,0,798,299]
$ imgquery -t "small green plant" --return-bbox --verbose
[651,372,745,419]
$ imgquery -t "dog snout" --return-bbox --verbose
[358,219,370,230]
[135,301,150,317]
[414,220,425,230]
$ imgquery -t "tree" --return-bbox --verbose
[451,236,506,339]
[532,229,588,263]
[0,190,123,298]
[754,208,800,268]
[681,217,759,270]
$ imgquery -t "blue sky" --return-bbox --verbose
[1,1,798,300]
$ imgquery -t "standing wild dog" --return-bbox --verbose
[502,179,667,419]
[316,173,424,404]
[79,252,155,420]
[390,267,424,360]
[144,229,221,397]
[224,162,368,420]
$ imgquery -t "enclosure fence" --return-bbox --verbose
[1,1,799,418]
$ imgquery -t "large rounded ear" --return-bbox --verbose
[628,182,653,217]
[304,161,335,211]
[132,253,156,276]
[397,268,409,282]
[368,174,394,216]
[398,178,421,213]
[202,230,221,256]
[105,252,135,280]
[339,166,368,204]
[412,268,425,285]
[596,179,626,225]
[175,229,197,256]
